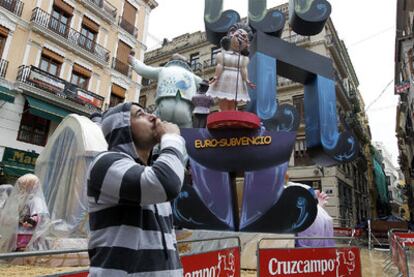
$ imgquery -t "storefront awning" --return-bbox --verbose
[26,96,71,122]
[0,86,15,103]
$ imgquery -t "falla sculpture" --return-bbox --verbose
[146,0,358,233]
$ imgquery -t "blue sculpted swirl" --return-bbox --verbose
[262,104,300,132]
[248,0,285,37]
[304,75,358,165]
[291,197,309,230]
[248,52,277,119]
[204,0,240,45]
[288,0,331,36]
[172,191,203,225]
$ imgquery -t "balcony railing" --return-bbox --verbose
[111,57,132,77]
[190,62,202,72]
[0,0,23,16]
[203,59,217,68]
[16,65,104,111]
[0,59,8,78]
[30,8,110,63]
[85,0,117,19]
[119,17,138,38]
[282,34,310,44]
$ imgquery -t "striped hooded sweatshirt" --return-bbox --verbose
[87,102,185,276]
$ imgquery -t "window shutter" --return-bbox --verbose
[0,26,9,37]
[73,63,92,78]
[42,48,64,64]
[54,0,74,15]
[111,83,126,98]
[122,1,137,25]
[116,40,132,64]
[82,16,99,33]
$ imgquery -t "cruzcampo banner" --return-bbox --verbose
[2,147,38,177]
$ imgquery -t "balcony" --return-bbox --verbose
[81,0,117,23]
[0,0,23,17]
[30,8,110,65]
[0,59,8,78]
[111,57,132,78]
[203,59,217,69]
[119,17,138,38]
[190,62,202,72]
[282,34,310,45]
[16,65,104,113]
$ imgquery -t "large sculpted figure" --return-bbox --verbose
[128,53,203,128]
[207,22,255,111]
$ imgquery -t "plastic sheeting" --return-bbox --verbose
[35,114,107,238]
[0,175,49,252]
[0,184,12,209]
[373,159,388,204]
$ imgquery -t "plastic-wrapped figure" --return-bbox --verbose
[0,184,12,209]
[129,53,202,128]
[207,22,255,111]
[0,174,49,252]
[192,80,213,128]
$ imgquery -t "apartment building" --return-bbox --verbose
[140,3,375,227]
[0,0,157,184]
[395,0,414,220]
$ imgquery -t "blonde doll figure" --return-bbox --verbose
[207,22,256,111]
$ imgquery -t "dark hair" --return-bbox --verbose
[220,22,253,53]
[227,22,253,41]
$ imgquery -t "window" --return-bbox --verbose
[71,64,91,90]
[17,101,50,146]
[79,16,99,51]
[114,40,132,76]
[0,26,8,58]
[50,7,71,36]
[39,55,61,76]
[109,84,126,108]
[79,26,96,51]
[190,52,200,67]
[120,1,137,36]
[211,47,220,66]
[292,95,305,123]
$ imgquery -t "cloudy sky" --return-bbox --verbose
[146,0,398,165]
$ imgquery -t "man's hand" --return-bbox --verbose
[154,119,180,142]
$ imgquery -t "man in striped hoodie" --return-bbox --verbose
[87,102,185,276]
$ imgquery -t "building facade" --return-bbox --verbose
[0,0,157,184]
[395,0,414,220]
[140,4,375,227]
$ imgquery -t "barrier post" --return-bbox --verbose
[368,219,372,250]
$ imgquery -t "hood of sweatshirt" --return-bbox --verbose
[100,102,139,160]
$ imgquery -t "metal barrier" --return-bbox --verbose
[256,236,363,277]
[384,229,414,277]
[179,236,241,277]
[0,236,242,277]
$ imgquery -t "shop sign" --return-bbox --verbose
[181,247,240,277]
[2,147,38,174]
[28,67,66,96]
[259,247,361,276]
